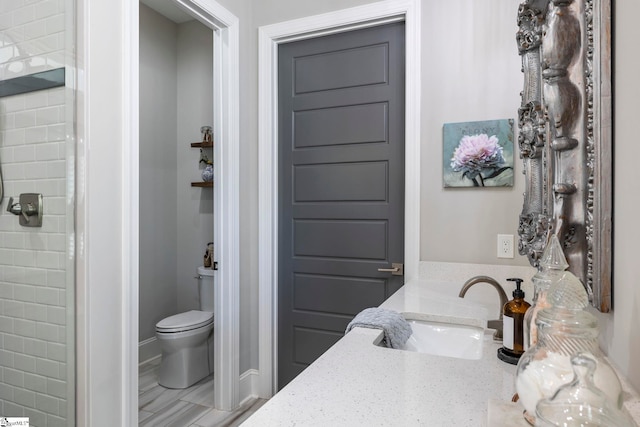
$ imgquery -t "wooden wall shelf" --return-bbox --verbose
[191,142,214,148]
[191,182,213,187]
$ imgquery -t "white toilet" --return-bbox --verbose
[155,266,215,389]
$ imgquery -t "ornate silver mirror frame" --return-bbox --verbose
[516,0,612,312]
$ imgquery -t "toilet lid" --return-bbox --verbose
[156,310,213,333]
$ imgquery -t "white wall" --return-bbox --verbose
[77,0,131,420]
[138,7,214,350]
[139,4,179,344]
[420,0,526,266]
[228,0,527,373]
[250,1,526,269]
[224,0,640,392]
[592,0,640,391]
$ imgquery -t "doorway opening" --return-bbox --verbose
[137,0,240,415]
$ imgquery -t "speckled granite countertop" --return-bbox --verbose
[242,274,640,427]
[242,280,519,426]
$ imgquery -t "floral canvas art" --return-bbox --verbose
[443,119,514,188]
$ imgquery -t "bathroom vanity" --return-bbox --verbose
[242,268,640,426]
[242,279,522,426]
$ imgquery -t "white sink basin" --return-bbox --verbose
[398,318,485,360]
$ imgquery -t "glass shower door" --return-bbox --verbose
[0,1,76,425]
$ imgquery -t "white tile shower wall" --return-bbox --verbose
[0,1,69,426]
[0,0,66,81]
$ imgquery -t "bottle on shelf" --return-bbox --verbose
[498,278,530,364]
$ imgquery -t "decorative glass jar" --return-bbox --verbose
[535,353,634,426]
[515,271,623,424]
[200,125,213,143]
[524,235,568,350]
[201,163,213,182]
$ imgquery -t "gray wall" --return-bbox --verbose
[176,21,215,314]
[139,5,213,346]
[139,4,178,342]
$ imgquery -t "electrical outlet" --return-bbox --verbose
[497,234,514,259]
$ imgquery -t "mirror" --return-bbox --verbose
[516,0,612,311]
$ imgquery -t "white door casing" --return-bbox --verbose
[76,0,240,424]
[258,0,421,397]
[173,0,243,411]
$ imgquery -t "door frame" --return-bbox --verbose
[150,0,242,413]
[257,0,421,397]
[76,0,240,424]
[172,1,242,411]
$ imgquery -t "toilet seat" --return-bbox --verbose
[156,310,213,333]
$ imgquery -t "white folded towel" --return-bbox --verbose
[345,307,412,349]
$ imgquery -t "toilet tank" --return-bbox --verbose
[197,266,215,312]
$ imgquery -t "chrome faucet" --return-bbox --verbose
[458,275,509,341]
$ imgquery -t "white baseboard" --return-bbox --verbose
[139,337,160,365]
[239,369,260,402]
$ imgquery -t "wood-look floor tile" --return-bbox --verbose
[139,363,161,395]
[139,358,268,427]
[139,382,192,413]
[138,409,155,423]
[180,374,215,407]
[139,400,210,427]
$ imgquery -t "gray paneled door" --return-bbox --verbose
[278,22,405,388]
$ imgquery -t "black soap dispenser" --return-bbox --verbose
[497,278,531,365]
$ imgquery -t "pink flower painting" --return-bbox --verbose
[443,120,514,187]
